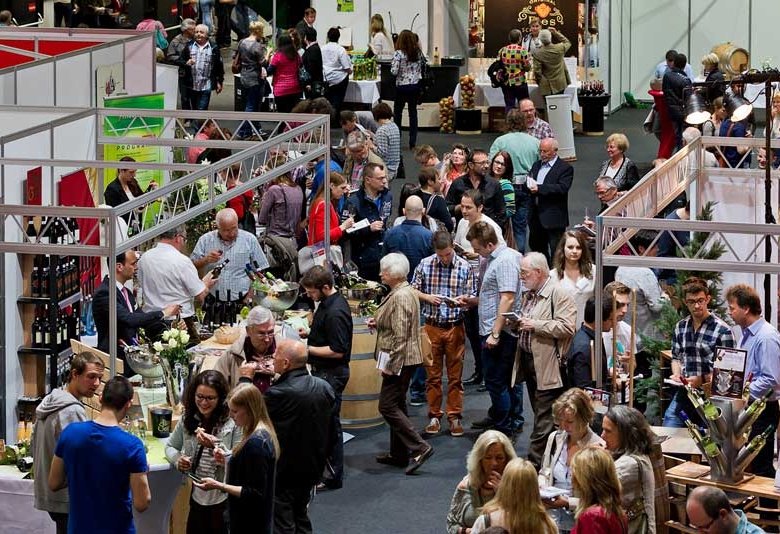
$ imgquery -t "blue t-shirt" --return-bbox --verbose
[55,420,148,534]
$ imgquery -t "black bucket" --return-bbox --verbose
[150,407,173,438]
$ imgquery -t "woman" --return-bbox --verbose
[488,151,516,243]
[601,406,657,534]
[446,430,517,534]
[307,172,354,244]
[234,21,268,137]
[195,383,278,534]
[105,156,158,229]
[570,447,627,534]
[702,96,725,138]
[367,253,433,473]
[257,167,304,240]
[471,458,558,533]
[223,164,256,233]
[215,306,278,392]
[391,30,424,150]
[550,232,595,327]
[372,102,401,180]
[268,33,302,113]
[719,111,751,168]
[441,144,469,196]
[417,167,454,232]
[369,14,395,59]
[701,53,725,103]
[598,133,640,192]
[539,388,605,533]
[165,370,242,534]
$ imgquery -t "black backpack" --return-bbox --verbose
[488,59,508,88]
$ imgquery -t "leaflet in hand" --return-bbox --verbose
[376,351,400,375]
[437,295,460,307]
[539,486,569,499]
[346,218,370,233]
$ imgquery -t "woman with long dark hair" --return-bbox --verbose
[489,150,516,246]
[391,30,424,150]
[550,231,595,327]
[165,370,242,534]
[195,383,279,534]
[268,33,302,113]
[308,172,354,245]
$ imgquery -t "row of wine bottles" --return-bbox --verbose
[681,375,769,435]
[31,304,81,352]
[31,254,80,300]
[26,216,80,245]
[203,290,246,329]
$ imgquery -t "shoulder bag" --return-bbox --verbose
[417,53,436,104]
[231,39,243,74]
[624,455,650,534]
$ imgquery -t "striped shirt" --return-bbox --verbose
[499,178,516,217]
[672,313,734,379]
[412,252,477,322]
[478,245,522,336]
[374,122,401,179]
[189,40,214,91]
[191,229,268,298]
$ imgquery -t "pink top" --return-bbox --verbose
[136,19,166,36]
[270,52,302,97]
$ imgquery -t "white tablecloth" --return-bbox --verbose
[0,466,54,534]
[344,79,381,105]
[453,82,581,115]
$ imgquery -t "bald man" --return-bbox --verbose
[686,486,764,533]
[382,195,434,282]
[526,137,574,263]
[191,207,268,301]
[265,339,335,533]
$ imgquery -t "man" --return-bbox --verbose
[532,28,571,97]
[265,338,335,534]
[414,144,444,173]
[726,283,780,478]
[466,222,524,436]
[166,18,196,110]
[186,119,217,163]
[322,27,353,116]
[525,137,573,263]
[662,52,692,150]
[445,148,507,227]
[567,297,614,389]
[412,230,478,437]
[663,277,734,427]
[301,26,325,99]
[383,196,434,280]
[515,251,576,468]
[686,486,765,533]
[340,110,377,143]
[346,162,393,281]
[33,352,104,534]
[602,280,641,375]
[177,24,224,111]
[137,226,215,340]
[49,376,150,533]
[93,250,181,372]
[488,109,541,251]
[342,130,384,190]
[519,98,555,140]
[653,49,695,83]
[497,29,531,114]
[295,7,316,46]
[521,16,542,55]
[300,267,353,491]
[191,207,268,302]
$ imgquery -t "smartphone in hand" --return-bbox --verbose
[186,472,203,483]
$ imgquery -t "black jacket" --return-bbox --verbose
[92,276,164,369]
[346,187,393,279]
[567,324,608,389]
[302,42,325,98]
[662,67,691,121]
[264,368,335,490]
[445,174,507,227]
[226,431,276,533]
[704,68,726,103]
[526,157,574,229]
[176,39,225,90]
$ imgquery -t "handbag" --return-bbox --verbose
[624,455,650,534]
[155,28,168,50]
[488,58,508,88]
[550,292,571,390]
[298,243,344,274]
[298,62,313,86]
[239,192,256,233]
[417,54,435,104]
[231,40,243,74]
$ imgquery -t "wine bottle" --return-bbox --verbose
[736,387,773,434]
[210,291,220,330]
[32,308,43,348]
[31,255,41,298]
[41,263,50,299]
[212,258,230,279]
[224,290,232,325]
[26,218,37,243]
[54,309,62,349]
[735,425,776,469]
[41,306,51,347]
[742,372,754,402]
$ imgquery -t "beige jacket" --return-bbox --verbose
[374,281,422,374]
[214,328,277,390]
[514,281,577,390]
[342,150,385,187]
[531,30,571,97]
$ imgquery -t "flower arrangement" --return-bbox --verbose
[153,327,191,368]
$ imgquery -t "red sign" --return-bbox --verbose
[25,167,42,205]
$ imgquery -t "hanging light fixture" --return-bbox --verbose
[724,93,752,122]
[684,91,712,125]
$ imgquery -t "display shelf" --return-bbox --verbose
[17,291,82,309]
[16,346,73,358]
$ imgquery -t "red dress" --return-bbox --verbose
[571,506,627,534]
[649,89,676,159]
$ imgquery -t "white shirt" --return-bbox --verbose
[549,268,594,327]
[138,242,205,318]
[321,42,352,85]
[654,60,694,81]
[536,156,558,185]
[453,214,506,254]
[371,32,394,59]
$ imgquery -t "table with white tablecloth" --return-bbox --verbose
[453,82,581,115]
[0,466,54,534]
[344,79,381,105]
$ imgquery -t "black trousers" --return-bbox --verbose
[378,365,429,460]
[311,364,350,485]
[748,398,779,478]
[48,512,68,534]
[274,486,313,534]
[464,307,483,377]
[520,349,565,470]
[527,211,564,266]
[187,498,227,534]
[325,76,350,118]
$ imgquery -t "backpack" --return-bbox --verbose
[488,58,508,88]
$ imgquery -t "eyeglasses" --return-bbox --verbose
[685,297,708,307]
[689,517,717,531]
[250,329,275,339]
[493,160,506,166]
[472,160,489,166]
[196,394,218,402]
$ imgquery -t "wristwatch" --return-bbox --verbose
[490,331,500,340]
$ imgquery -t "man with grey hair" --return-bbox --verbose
[176,23,224,111]
[266,338,335,533]
[343,129,385,190]
[514,251,576,468]
[138,225,215,340]
[686,486,764,533]
[531,27,571,97]
[166,19,197,110]
[215,305,278,391]
[191,207,268,303]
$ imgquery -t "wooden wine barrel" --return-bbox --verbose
[711,43,749,79]
[341,316,384,428]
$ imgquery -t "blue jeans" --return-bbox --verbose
[512,185,529,253]
[393,84,420,148]
[481,332,519,433]
[189,89,211,111]
[199,0,214,32]
[410,367,427,400]
[238,83,262,138]
[662,389,701,428]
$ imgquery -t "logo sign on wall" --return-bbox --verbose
[484,0,579,59]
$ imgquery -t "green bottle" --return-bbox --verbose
[736,425,776,468]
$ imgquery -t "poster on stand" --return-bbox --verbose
[96,62,126,106]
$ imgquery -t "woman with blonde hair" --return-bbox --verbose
[369,13,394,59]
[539,388,604,533]
[446,430,517,534]
[701,52,724,102]
[598,133,640,192]
[570,447,627,534]
[234,20,269,137]
[194,383,278,533]
[471,458,558,533]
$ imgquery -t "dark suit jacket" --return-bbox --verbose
[92,276,164,367]
[302,42,324,83]
[526,157,574,229]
